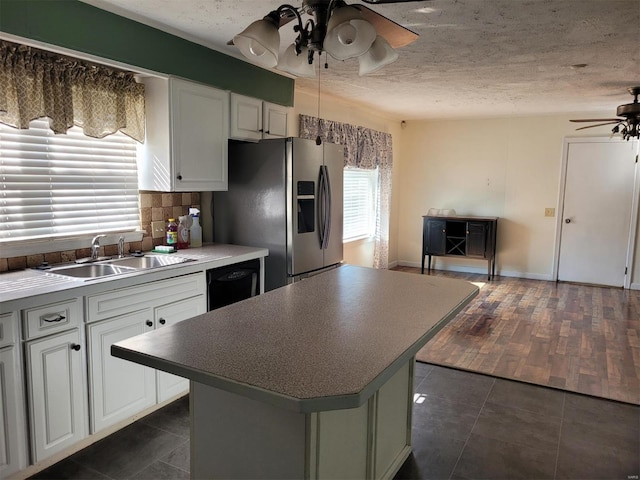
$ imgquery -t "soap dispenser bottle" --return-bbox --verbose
[189,208,202,248]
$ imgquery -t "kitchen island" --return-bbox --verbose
[112,265,478,479]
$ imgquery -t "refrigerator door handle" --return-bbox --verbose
[318,166,326,248]
[318,165,331,250]
[323,165,332,250]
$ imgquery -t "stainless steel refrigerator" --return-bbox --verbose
[213,137,344,291]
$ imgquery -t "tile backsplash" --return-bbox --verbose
[0,191,200,273]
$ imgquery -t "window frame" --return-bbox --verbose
[0,120,144,257]
[343,167,379,243]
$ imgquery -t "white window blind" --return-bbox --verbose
[0,119,140,242]
[343,168,378,242]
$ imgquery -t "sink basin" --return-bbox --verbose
[49,263,138,279]
[106,254,193,269]
[44,254,193,280]
[39,255,193,280]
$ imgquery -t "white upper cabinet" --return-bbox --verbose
[230,93,289,142]
[138,77,230,192]
[263,101,289,139]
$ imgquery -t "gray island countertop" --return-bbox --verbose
[112,265,478,413]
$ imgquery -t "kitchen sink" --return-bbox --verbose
[48,263,138,279]
[44,254,194,280]
[106,254,193,269]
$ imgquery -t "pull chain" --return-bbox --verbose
[316,52,322,145]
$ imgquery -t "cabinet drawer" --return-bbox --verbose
[87,273,206,323]
[0,312,18,348]
[23,298,81,340]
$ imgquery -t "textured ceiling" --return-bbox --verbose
[81,0,640,120]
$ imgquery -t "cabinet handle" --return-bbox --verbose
[159,318,166,325]
[71,343,81,351]
[41,313,66,323]
[146,320,153,327]
[177,174,183,180]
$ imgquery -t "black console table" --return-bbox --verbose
[421,215,498,280]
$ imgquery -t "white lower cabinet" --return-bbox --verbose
[87,273,206,433]
[0,312,27,478]
[87,310,156,433]
[25,329,87,463]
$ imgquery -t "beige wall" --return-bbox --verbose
[291,87,403,268]
[397,114,640,287]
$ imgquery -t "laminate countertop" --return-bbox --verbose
[0,244,267,308]
[112,265,478,413]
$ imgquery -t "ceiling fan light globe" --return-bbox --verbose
[278,44,316,78]
[358,35,398,76]
[325,6,376,60]
[234,18,280,68]
[336,23,357,46]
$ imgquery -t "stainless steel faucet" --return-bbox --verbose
[91,234,106,260]
[118,235,125,258]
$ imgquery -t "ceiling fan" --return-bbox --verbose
[230,0,422,77]
[570,87,640,140]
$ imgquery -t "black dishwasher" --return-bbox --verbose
[206,259,260,311]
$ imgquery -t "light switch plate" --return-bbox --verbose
[151,221,165,239]
[544,208,555,217]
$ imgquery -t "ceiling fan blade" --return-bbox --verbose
[569,118,621,122]
[356,4,419,48]
[575,121,621,131]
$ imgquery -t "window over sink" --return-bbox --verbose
[0,119,141,244]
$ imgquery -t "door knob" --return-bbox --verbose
[71,344,81,351]
[565,218,571,224]
[159,318,166,325]
[146,320,153,327]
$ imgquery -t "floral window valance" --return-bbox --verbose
[299,114,392,170]
[0,40,145,143]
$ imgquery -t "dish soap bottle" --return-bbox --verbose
[189,208,202,248]
[177,215,191,249]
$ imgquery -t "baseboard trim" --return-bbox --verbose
[396,261,553,281]
[630,282,640,291]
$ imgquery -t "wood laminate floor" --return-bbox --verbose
[394,267,640,405]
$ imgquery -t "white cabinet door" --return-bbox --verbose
[87,310,156,433]
[171,78,229,191]
[26,329,87,462]
[230,93,263,142]
[137,76,229,192]
[230,94,290,141]
[0,344,27,477]
[263,102,288,139]
[155,295,206,402]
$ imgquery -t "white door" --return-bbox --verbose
[26,329,87,462]
[87,310,156,433]
[558,139,638,286]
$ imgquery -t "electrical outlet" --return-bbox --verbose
[544,208,555,217]
[151,220,165,239]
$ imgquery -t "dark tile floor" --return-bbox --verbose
[32,363,639,480]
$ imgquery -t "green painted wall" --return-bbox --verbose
[0,0,294,106]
